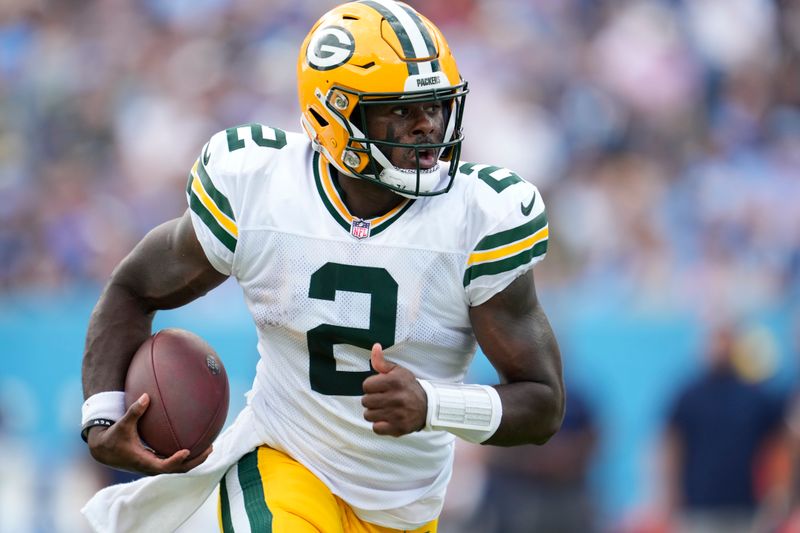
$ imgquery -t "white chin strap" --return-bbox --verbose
[379,165,441,199]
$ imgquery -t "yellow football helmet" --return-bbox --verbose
[297,0,468,197]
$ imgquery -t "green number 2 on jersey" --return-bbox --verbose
[460,163,522,193]
[307,263,398,396]
[226,124,287,151]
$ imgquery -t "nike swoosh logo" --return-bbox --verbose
[520,192,536,216]
[202,143,211,166]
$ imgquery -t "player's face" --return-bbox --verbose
[364,101,445,169]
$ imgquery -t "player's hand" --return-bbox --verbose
[362,343,427,437]
[86,393,212,475]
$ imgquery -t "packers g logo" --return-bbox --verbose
[306,26,355,71]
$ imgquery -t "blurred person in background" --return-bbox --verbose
[767,320,800,533]
[468,380,598,533]
[661,324,785,533]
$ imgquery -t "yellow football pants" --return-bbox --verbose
[218,445,437,533]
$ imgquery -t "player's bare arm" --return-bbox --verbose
[82,210,227,474]
[363,270,563,445]
[470,269,564,445]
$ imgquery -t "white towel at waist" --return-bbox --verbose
[82,406,262,533]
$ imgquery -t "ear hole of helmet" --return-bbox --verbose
[308,107,329,127]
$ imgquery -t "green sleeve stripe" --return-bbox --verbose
[238,451,273,532]
[474,211,547,251]
[464,240,547,286]
[189,190,237,253]
[197,159,235,221]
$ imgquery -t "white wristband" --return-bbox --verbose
[81,391,126,427]
[417,379,503,444]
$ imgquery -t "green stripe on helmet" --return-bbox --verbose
[360,0,420,75]
[398,2,440,72]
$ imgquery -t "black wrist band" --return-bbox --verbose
[81,418,115,442]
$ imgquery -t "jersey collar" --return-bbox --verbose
[312,152,414,238]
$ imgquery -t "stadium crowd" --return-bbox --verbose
[2,0,799,315]
[2,0,799,531]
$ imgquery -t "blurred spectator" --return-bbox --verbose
[764,321,800,533]
[464,383,598,533]
[661,324,785,533]
[0,0,797,312]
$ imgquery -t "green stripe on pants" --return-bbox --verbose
[219,474,235,533]
[238,450,273,532]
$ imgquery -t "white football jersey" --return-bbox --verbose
[185,123,548,528]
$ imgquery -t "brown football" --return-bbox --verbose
[124,328,229,460]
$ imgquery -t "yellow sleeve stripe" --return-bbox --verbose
[190,162,238,238]
[467,226,548,267]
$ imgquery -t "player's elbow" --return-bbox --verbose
[530,384,565,445]
[492,381,565,447]
[530,414,563,445]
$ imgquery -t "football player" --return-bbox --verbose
[80,1,564,531]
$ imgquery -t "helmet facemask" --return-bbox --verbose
[319,83,468,198]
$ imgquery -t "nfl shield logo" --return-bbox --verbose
[350,219,371,239]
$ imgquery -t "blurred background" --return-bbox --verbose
[1,0,799,531]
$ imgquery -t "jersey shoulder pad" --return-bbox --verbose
[185,123,297,275]
[458,161,548,306]
[202,123,295,176]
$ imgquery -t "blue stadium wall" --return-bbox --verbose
[0,282,795,521]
